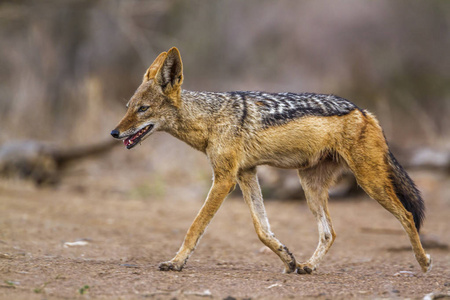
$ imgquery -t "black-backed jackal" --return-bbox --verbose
[111,47,432,274]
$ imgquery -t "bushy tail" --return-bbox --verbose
[387,150,425,232]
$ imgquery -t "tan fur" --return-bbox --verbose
[143,51,167,83]
[112,47,431,274]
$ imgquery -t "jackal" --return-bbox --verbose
[111,47,431,274]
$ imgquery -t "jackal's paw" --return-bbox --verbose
[296,262,315,274]
[159,260,184,271]
[422,254,432,273]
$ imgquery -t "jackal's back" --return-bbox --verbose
[183,90,361,130]
[230,91,359,128]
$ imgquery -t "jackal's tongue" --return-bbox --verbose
[123,125,150,147]
[123,136,133,146]
[123,132,138,147]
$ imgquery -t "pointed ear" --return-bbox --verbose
[155,47,183,92]
[143,51,168,83]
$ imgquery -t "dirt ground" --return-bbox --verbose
[0,167,449,299]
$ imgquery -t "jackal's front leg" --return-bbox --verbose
[238,168,297,273]
[159,176,236,271]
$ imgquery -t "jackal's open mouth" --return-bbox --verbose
[123,124,154,149]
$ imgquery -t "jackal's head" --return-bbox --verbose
[111,47,183,149]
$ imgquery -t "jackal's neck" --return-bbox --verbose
[163,89,216,153]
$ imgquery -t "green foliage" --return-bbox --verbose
[129,176,166,200]
[79,285,90,295]
[4,280,16,287]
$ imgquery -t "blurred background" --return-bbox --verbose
[0,0,449,198]
[1,3,450,297]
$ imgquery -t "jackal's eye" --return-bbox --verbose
[137,106,149,112]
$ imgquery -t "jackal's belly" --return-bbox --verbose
[242,145,324,170]
[260,152,323,169]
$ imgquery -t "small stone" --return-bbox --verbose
[120,264,139,268]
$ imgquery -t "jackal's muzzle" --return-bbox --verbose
[110,124,154,149]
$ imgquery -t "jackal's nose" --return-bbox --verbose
[110,129,120,138]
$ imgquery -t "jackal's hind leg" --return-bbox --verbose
[296,161,341,274]
[343,153,431,272]
[296,188,336,274]
[238,168,297,273]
